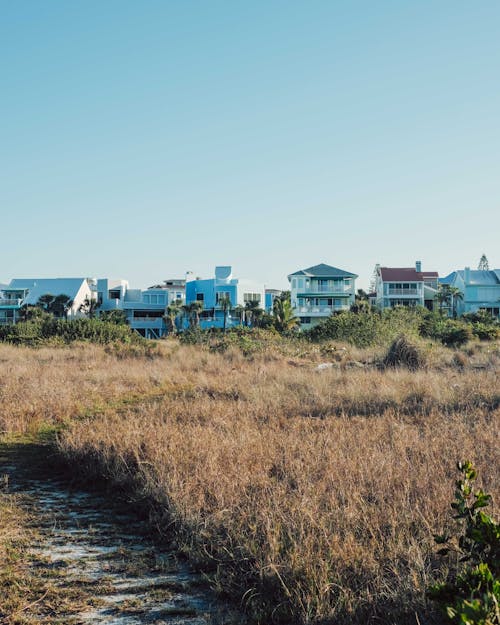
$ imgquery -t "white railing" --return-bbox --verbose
[300,285,351,294]
[0,298,23,306]
[387,289,419,296]
[297,305,349,314]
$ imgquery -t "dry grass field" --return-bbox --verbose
[0,339,499,624]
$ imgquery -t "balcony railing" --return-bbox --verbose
[0,298,23,306]
[296,305,350,315]
[298,285,351,294]
[386,289,420,296]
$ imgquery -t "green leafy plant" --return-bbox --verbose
[429,461,500,624]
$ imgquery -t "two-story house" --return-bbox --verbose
[185,266,265,329]
[288,263,357,329]
[440,268,500,318]
[374,262,438,310]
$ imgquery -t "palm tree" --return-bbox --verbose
[448,287,464,318]
[164,299,183,335]
[78,296,100,319]
[37,294,55,312]
[217,293,232,332]
[182,301,204,328]
[233,305,245,326]
[52,295,74,319]
[273,296,299,332]
[435,286,452,314]
[244,300,263,327]
[351,289,371,313]
[37,293,73,318]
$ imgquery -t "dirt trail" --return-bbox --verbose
[0,443,233,625]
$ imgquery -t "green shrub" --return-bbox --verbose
[305,308,424,347]
[436,321,473,347]
[429,461,499,624]
[472,324,500,341]
[462,311,498,325]
[0,318,140,346]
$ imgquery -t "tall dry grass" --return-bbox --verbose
[1,341,499,623]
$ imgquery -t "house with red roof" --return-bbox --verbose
[374,261,438,311]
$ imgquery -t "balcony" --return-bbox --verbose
[129,318,164,327]
[386,289,420,296]
[296,305,349,316]
[0,298,23,307]
[298,285,351,296]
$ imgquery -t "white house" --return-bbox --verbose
[0,278,94,324]
[96,278,186,338]
[288,263,357,329]
[374,262,438,310]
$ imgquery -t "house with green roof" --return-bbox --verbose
[288,263,358,329]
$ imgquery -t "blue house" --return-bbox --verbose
[440,268,500,318]
[185,266,265,329]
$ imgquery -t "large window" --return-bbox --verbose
[216,291,232,304]
[243,293,261,303]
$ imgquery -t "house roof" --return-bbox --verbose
[6,278,88,305]
[379,267,439,282]
[288,263,358,279]
[460,270,500,286]
[439,272,457,286]
[380,268,424,282]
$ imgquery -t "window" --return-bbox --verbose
[244,293,261,303]
[300,316,311,324]
[108,290,121,300]
[216,291,231,304]
[196,293,204,302]
[292,279,297,288]
[297,278,304,289]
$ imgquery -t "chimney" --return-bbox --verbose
[415,261,422,273]
[464,266,470,283]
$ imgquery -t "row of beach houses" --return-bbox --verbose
[1,261,499,338]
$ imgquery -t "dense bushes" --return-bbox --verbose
[305,308,423,347]
[307,308,497,348]
[0,318,140,346]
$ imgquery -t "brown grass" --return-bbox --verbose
[0,340,499,623]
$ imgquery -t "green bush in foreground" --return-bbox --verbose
[0,318,140,345]
[429,461,500,625]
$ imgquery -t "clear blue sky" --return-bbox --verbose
[1,1,499,290]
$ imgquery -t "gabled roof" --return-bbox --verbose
[379,268,424,282]
[6,278,88,305]
[459,270,500,286]
[288,263,358,279]
[439,272,457,286]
